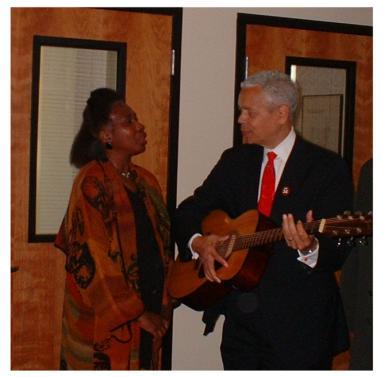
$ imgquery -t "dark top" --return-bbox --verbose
[127,189,164,369]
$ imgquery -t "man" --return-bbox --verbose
[340,159,373,369]
[173,71,353,369]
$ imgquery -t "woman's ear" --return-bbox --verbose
[98,126,112,144]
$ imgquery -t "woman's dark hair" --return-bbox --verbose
[70,87,124,168]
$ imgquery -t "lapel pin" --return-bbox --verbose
[281,186,291,196]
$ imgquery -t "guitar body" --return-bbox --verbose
[167,210,274,311]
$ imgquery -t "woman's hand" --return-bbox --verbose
[136,311,169,338]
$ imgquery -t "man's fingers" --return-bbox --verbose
[296,220,307,236]
[205,256,222,283]
[197,234,230,282]
[215,254,228,268]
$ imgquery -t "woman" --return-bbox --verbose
[55,88,172,370]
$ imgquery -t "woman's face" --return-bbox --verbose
[106,101,147,156]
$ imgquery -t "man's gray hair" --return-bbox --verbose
[241,71,300,121]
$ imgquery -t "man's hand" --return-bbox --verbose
[191,234,229,283]
[282,210,317,252]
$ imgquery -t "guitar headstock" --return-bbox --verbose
[320,211,372,238]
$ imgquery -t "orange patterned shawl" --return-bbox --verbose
[55,160,171,370]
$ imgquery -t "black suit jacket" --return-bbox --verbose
[173,136,353,366]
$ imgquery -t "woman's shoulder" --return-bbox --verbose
[72,160,107,194]
[70,161,116,206]
[76,160,106,178]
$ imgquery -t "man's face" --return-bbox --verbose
[237,86,290,148]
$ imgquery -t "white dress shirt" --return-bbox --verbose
[259,127,296,195]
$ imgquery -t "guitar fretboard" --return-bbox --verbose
[226,220,323,251]
[215,213,371,255]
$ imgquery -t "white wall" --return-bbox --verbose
[173,7,373,370]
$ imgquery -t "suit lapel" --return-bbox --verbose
[243,145,264,210]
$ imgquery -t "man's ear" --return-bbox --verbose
[277,104,290,124]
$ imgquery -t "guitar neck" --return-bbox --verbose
[232,220,322,251]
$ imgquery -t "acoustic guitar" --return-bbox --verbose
[167,209,372,311]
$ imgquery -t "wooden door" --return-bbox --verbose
[11,7,178,369]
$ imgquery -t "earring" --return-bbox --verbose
[105,141,112,149]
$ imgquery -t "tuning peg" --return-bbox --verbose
[357,237,368,246]
[337,238,342,247]
[343,210,351,216]
[346,237,355,247]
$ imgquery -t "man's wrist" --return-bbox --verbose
[188,233,202,259]
[299,237,319,255]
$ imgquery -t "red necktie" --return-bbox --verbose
[258,151,277,217]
